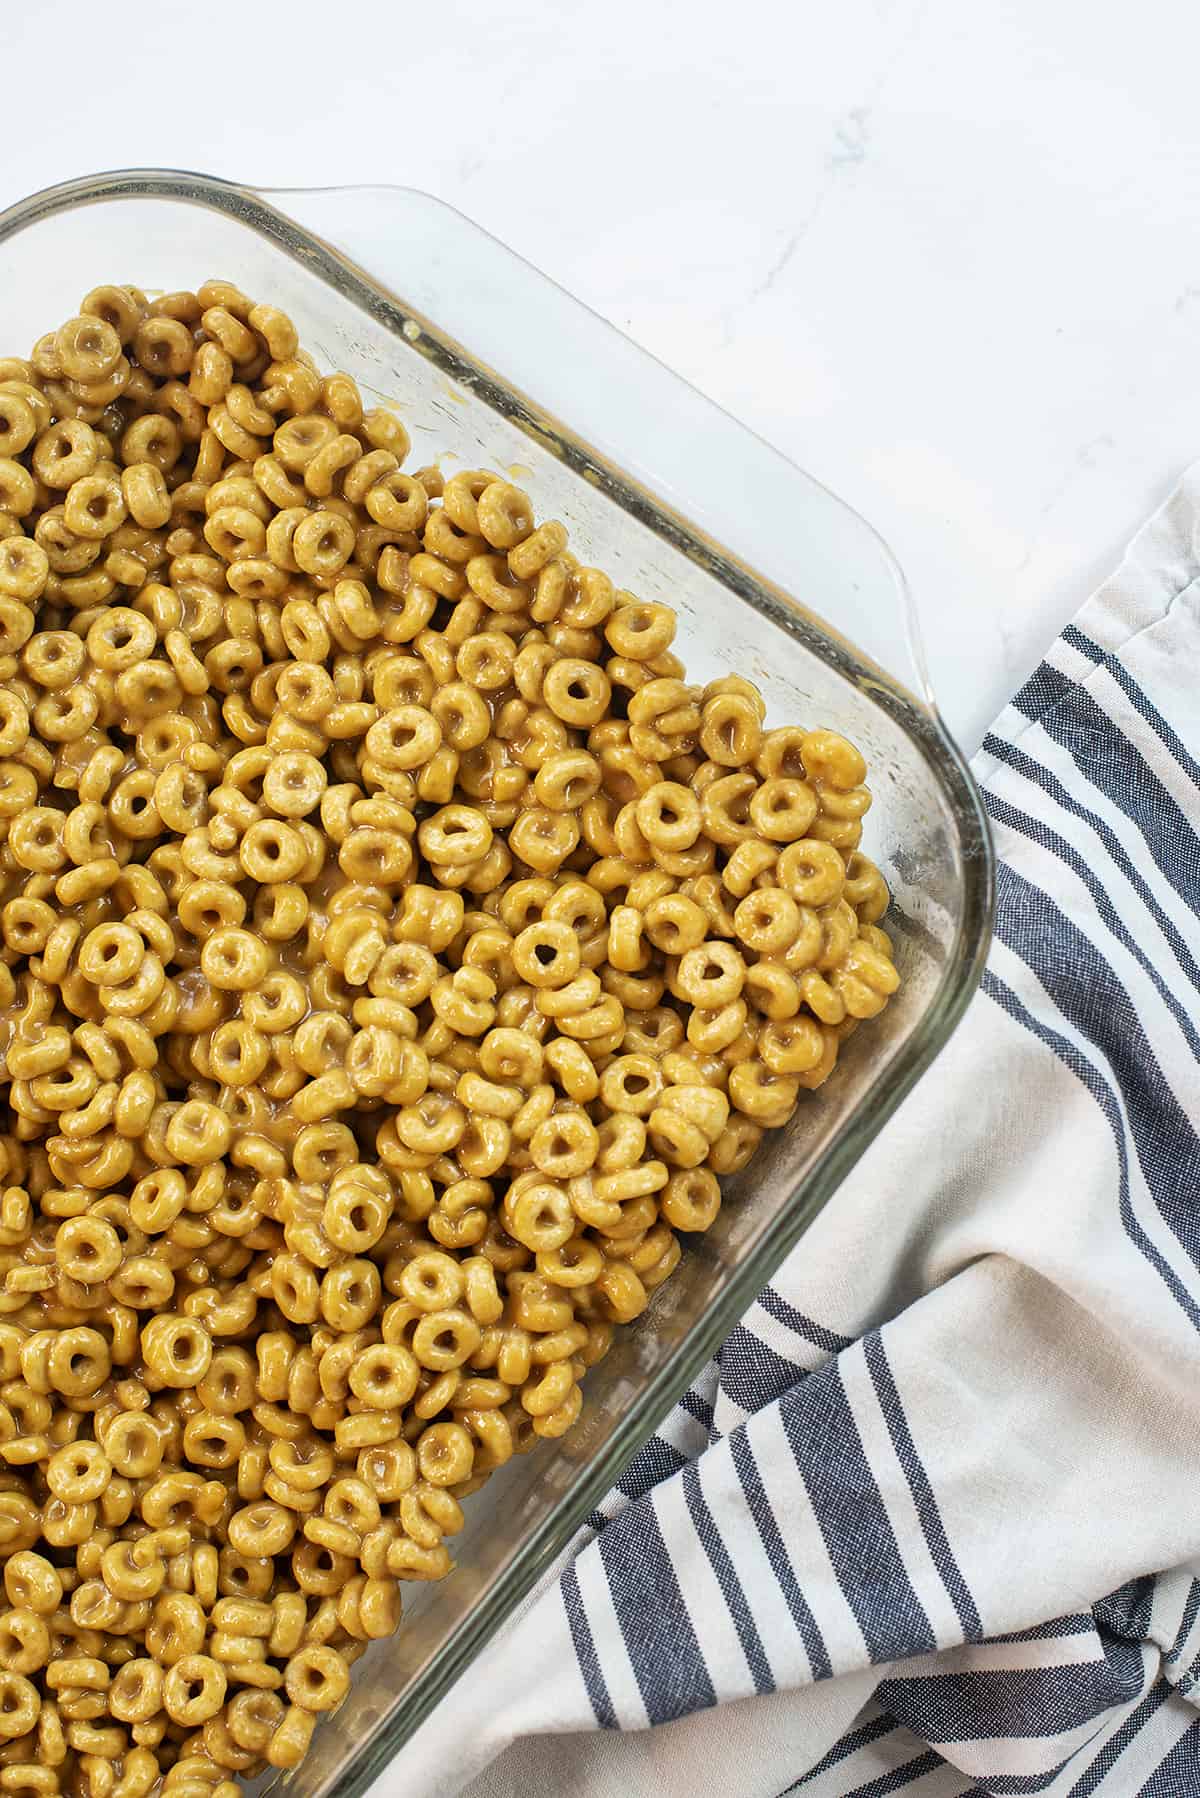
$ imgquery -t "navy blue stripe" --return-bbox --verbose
[844,1749,945,1797]
[982,966,1200,1331]
[1004,664,1200,916]
[616,1434,687,1504]
[1174,1634,1200,1700]
[994,853,1200,1260]
[1059,624,1104,667]
[786,1713,898,1790]
[1007,658,1072,726]
[1165,1581,1200,1667]
[987,791,1200,1066]
[863,1333,982,1643]
[560,1562,617,1728]
[729,1427,832,1681]
[584,1507,608,1534]
[980,734,1200,1002]
[1062,623,1200,791]
[1128,1579,1157,1643]
[1010,652,1074,724]
[1067,1679,1171,1795]
[679,1386,716,1432]
[881,1644,1146,1745]
[1096,1576,1157,1647]
[758,1286,855,1354]
[990,1615,1097,1645]
[778,1361,936,1663]
[1175,1651,1200,1699]
[720,1323,814,1414]
[989,863,1200,1318]
[1137,1715,1200,1795]
[681,1461,774,1696]
[596,1499,716,1723]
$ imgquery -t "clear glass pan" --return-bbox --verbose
[0,170,993,1798]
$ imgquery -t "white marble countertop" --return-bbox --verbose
[3,0,1199,751]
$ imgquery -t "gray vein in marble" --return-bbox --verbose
[753,230,803,304]
[717,0,928,348]
[829,108,870,168]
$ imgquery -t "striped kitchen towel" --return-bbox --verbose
[395,466,1200,1798]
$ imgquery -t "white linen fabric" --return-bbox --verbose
[388,467,1200,1798]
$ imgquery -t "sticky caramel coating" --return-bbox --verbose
[0,281,899,1791]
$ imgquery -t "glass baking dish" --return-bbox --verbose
[0,170,993,1798]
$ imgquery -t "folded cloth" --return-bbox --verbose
[393,468,1200,1798]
